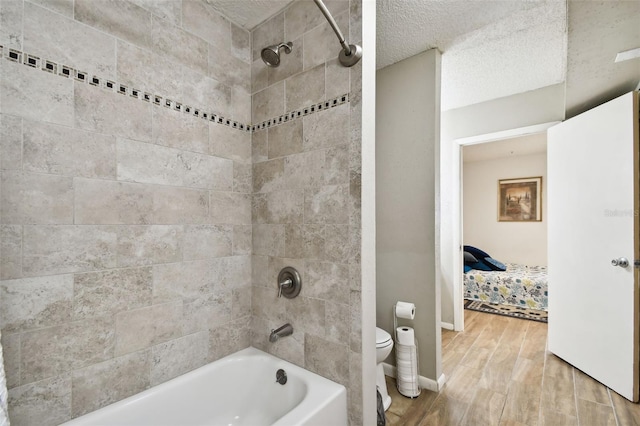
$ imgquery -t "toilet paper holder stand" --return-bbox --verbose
[393,301,421,398]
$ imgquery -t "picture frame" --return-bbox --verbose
[498,176,542,222]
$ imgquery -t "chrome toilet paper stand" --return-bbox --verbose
[394,302,421,398]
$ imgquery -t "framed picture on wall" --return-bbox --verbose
[498,177,542,222]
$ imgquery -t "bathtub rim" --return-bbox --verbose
[61,346,347,426]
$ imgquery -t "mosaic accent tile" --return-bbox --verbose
[0,45,349,136]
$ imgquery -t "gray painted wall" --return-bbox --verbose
[376,49,442,381]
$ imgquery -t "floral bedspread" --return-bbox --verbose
[464,263,548,311]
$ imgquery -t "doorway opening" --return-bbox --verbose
[452,122,558,330]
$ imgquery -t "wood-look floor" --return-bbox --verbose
[384,310,640,426]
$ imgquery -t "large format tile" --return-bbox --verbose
[267,120,303,159]
[577,398,616,426]
[8,375,71,426]
[117,138,233,190]
[75,0,152,50]
[0,114,22,171]
[284,0,349,41]
[285,64,325,112]
[182,66,232,114]
[209,191,251,225]
[152,186,209,224]
[302,10,349,70]
[28,0,74,17]
[117,40,182,101]
[252,82,285,124]
[182,290,232,334]
[0,224,22,280]
[23,121,116,179]
[73,267,153,320]
[151,15,208,75]
[286,296,325,336]
[74,178,153,225]
[20,316,115,384]
[22,225,118,276]
[2,332,20,389]
[129,0,181,25]
[182,225,233,260]
[305,260,349,304]
[0,171,74,224]
[209,122,251,164]
[153,106,209,154]
[304,184,349,224]
[115,301,183,355]
[233,225,252,255]
[303,103,350,151]
[304,334,349,386]
[152,260,213,303]
[283,150,325,190]
[150,331,209,385]
[252,224,285,257]
[253,158,285,193]
[233,162,252,194]
[71,350,151,418]
[74,84,152,142]
[24,2,116,79]
[117,225,183,267]
[0,275,73,334]
[231,24,251,64]
[252,190,304,224]
[182,0,230,51]
[208,316,251,361]
[461,387,506,426]
[0,0,23,50]
[1,60,73,127]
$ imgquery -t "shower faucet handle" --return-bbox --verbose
[276,267,301,299]
[278,278,293,298]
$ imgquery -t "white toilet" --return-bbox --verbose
[376,327,394,410]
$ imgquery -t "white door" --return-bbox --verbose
[547,91,639,401]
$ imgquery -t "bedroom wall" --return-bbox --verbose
[463,152,548,267]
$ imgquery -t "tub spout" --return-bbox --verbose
[269,323,293,342]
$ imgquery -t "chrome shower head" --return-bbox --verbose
[261,42,293,67]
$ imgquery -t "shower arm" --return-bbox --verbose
[312,0,362,67]
[313,0,351,55]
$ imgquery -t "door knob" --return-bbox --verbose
[611,257,629,268]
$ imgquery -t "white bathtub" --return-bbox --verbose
[62,347,347,426]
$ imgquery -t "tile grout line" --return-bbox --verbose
[0,44,349,135]
[500,319,531,424]
[607,388,621,426]
[573,367,580,426]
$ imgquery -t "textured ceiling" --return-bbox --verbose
[565,0,640,118]
[209,0,638,115]
[440,1,567,110]
[376,0,551,70]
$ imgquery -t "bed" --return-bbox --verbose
[464,263,548,311]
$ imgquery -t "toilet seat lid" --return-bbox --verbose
[376,327,392,346]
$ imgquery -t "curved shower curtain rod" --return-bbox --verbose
[312,0,362,67]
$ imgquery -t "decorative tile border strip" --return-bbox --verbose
[0,45,350,134]
[250,93,349,133]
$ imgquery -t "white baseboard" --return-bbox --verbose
[440,322,454,330]
[382,362,447,392]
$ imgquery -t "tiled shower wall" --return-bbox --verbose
[0,0,253,424]
[249,1,364,424]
